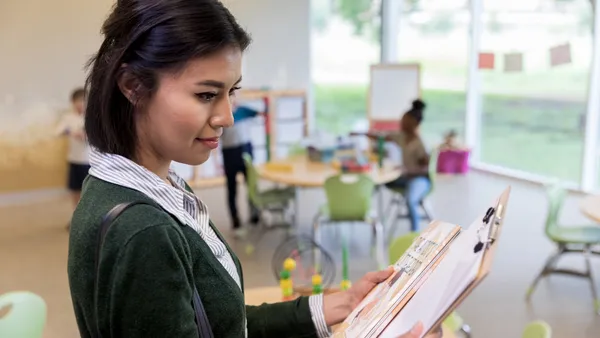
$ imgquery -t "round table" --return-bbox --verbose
[244,286,455,338]
[258,156,401,188]
[257,156,401,227]
[580,194,600,223]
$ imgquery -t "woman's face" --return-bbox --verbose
[136,47,241,166]
[400,114,417,133]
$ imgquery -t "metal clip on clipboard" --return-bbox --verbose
[474,198,506,253]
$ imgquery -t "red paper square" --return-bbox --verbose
[479,52,495,70]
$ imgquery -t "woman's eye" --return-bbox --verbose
[229,86,241,96]
[196,92,217,102]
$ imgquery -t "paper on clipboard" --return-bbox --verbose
[379,217,485,337]
[379,187,510,338]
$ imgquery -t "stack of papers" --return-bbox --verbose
[333,188,509,338]
[333,222,461,338]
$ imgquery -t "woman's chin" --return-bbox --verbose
[176,152,212,167]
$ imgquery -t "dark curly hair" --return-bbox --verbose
[406,99,426,124]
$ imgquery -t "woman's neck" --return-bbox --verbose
[134,148,171,183]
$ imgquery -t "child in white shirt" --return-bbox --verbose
[55,88,89,229]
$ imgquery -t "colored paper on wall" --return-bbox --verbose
[478,52,495,70]
[371,120,400,132]
[550,43,572,67]
[503,53,523,72]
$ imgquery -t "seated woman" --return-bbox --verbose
[354,99,431,232]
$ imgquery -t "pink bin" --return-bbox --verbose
[437,149,470,174]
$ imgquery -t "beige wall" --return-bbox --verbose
[0,0,311,194]
[0,0,112,193]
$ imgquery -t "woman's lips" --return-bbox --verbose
[196,137,219,149]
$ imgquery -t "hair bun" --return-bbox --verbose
[412,99,426,110]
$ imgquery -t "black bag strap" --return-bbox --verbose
[94,201,214,338]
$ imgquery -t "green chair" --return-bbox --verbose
[388,233,471,338]
[287,142,306,157]
[243,153,296,253]
[0,291,47,338]
[522,320,552,338]
[525,183,600,314]
[385,148,439,237]
[313,174,385,269]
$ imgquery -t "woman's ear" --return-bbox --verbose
[117,65,142,104]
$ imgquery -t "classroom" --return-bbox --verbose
[1,0,599,337]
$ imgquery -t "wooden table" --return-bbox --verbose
[257,156,401,227]
[580,195,600,223]
[244,286,455,338]
[258,156,400,188]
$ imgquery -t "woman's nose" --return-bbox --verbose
[210,98,235,128]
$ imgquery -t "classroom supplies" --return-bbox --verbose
[437,149,470,174]
[280,258,296,301]
[369,64,420,131]
[333,187,511,338]
[340,237,352,291]
[271,235,336,290]
[312,274,323,295]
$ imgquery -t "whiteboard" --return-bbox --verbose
[369,64,420,122]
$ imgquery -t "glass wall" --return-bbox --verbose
[396,0,469,147]
[310,0,381,135]
[478,0,592,182]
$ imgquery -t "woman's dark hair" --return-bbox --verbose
[85,0,252,158]
[405,99,426,124]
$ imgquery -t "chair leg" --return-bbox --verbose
[312,213,322,269]
[421,199,434,222]
[385,197,403,240]
[370,218,386,269]
[584,245,600,315]
[460,324,472,338]
[525,245,565,300]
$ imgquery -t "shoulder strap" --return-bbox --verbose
[94,201,214,338]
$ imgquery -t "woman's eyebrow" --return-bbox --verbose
[196,77,242,89]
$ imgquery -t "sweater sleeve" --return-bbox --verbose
[246,297,319,338]
[106,225,198,338]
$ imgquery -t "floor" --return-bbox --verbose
[1,171,599,338]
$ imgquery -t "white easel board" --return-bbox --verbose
[369,63,421,131]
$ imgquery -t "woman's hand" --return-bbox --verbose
[322,268,393,326]
[397,322,443,338]
[322,268,444,337]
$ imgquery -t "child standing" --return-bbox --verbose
[55,88,89,229]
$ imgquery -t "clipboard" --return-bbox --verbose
[423,186,510,335]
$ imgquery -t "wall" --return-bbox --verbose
[224,0,311,91]
[0,0,311,194]
[0,0,112,193]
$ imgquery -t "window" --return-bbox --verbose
[478,0,592,182]
[396,0,469,147]
[311,0,381,135]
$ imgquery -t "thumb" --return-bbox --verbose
[366,266,394,283]
[399,321,424,338]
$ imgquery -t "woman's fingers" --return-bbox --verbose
[397,321,424,338]
[363,266,394,284]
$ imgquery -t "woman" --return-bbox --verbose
[67,1,438,337]
[355,100,431,232]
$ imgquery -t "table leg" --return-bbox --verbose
[377,185,386,229]
[294,186,301,230]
